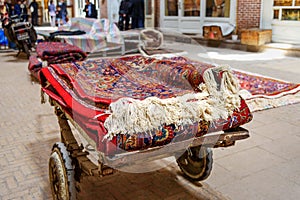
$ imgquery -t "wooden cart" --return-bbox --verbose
[48,97,250,200]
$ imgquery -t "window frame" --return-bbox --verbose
[273,0,300,21]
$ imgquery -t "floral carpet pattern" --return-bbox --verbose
[234,69,300,112]
[39,55,252,155]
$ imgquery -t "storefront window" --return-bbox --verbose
[273,0,300,21]
[165,0,178,16]
[282,9,300,20]
[273,0,292,6]
[183,0,200,16]
[205,0,230,17]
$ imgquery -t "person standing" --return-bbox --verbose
[9,3,15,16]
[58,0,67,24]
[0,0,10,21]
[55,5,62,27]
[118,0,132,31]
[14,0,21,17]
[20,0,28,21]
[83,0,97,19]
[48,0,56,27]
[131,0,144,29]
[29,0,38,26]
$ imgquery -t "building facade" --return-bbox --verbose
[261,0,300,44]
[32,0,300,44]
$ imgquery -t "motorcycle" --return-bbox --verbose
[1,14,37,58]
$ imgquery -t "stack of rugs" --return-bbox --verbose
[38,55,253,156]
[28,42,87,80]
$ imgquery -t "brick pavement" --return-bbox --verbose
[192,46,300,200]
[0,51,227,200]
[1,44,300,200]
[0,52,57,199]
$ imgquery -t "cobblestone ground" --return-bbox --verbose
[0,51,227,200]
[0,52,58,199]
[2,45,299,200]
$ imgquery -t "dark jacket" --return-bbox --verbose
[119,0,132,15]
[14,4,21,16]
[29,1,38,15]
[83,3,97,19]
[60,2,67,16]
[131,0,144,18]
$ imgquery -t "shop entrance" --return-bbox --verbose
[161,0,236,35]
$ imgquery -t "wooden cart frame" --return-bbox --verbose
[48,97,250,200]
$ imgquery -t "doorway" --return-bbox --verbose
[161,0,236,34]
[145,0,155,28]
[163,0,202,33]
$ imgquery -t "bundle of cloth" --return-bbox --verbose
[28,42,87,80]
[39,55,253,156]
[54,17,123,53]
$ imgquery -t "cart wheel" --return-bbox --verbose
[49,142,76,200]
[176,146,213,181]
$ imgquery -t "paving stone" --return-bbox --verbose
[217,169,300,200]
[1,46,300,200]
[251,120,299,140]
[269,155,300,185]
[212,130,272,160]
[215,147,286,179]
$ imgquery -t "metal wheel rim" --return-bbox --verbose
[49,149,70,200]
[176,146,212,181]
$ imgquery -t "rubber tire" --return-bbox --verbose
[22,42,30,59]
[176,146,213,181]
[49,142,76,200]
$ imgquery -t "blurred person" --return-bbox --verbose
[0,0,16,49]
[131,0,144,29]
[83,0,97,19]
[58,0,67,24]
[29,0,38,25]
[1,0,12,17]
[48,0,56,27]
[9,3,15,16]
[14,0,21,17]
[20,0,28,21]
[118,0,132,31]
[55,5,61,27]
[0,0,9,19]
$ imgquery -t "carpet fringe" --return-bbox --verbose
[103,65,241,140]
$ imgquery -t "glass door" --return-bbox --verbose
[165,0,179,17]
[162,0,236,33]
[178,0,202,33]
[145,0,155,28]
[182,0,201,17]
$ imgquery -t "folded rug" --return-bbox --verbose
[36,42,87,64]
[39,55,252,155]
[235,69,300,112]
[29,42,87,80]
[28,56,43,80]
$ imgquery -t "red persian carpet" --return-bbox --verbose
[39,55,253,155]
[234,69,300,112]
